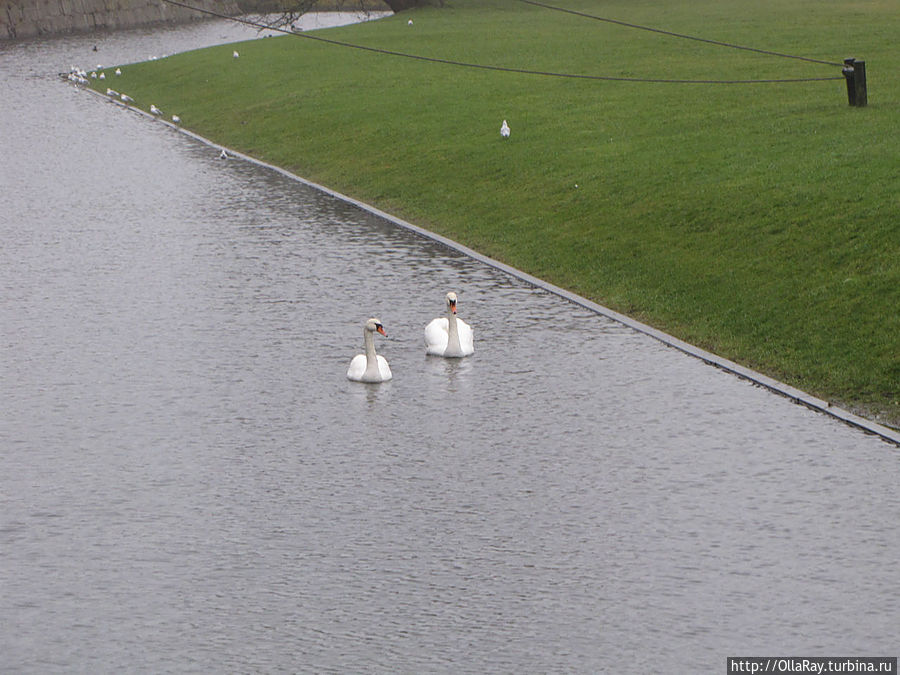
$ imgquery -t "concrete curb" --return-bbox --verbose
[80,82,900,447]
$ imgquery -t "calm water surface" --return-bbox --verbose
[1,16,898,674]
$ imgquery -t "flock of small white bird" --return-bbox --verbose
[68,49,260,140]
[348,292,474,383]
[69,18,515,149]
[65,63,110,85]
[69,60,186,125]
[67,64,123,83]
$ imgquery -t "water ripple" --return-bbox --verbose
[1,18,898,675]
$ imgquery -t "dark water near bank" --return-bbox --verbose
[1,16,898,674]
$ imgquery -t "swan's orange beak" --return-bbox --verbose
[450,301,457,314]
[376,325,387,336]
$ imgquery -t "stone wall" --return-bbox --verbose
[0,0,241,40]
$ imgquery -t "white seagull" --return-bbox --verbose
[106,88,119,97]
[115,68,122,75]
[233,50,239,58]
[120,93,133,102]
[172,115,181,124]
[500,119,510,138]
[219,149,228,159]
[98,72,105,80]
[408,19,413,25]
[150,104,162,115]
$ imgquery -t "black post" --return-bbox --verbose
[843,57,868,107]
[853,59,867,106]
[843,58,856,105]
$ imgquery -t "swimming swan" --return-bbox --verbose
[425,292,474,357]
[347,318,393,382]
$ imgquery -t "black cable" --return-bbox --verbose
[159,0,844,84]
[516,0,844,68]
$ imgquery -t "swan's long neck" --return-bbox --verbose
[363,327,380,378]
[446,307,462,356]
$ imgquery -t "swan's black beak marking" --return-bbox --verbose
[450,300,457,314]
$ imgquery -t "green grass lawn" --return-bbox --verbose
[94,0,899,427]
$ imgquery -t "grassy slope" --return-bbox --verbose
[98,0,899,426]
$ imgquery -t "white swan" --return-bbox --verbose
[347,318,393,382]
[425,292,474,357]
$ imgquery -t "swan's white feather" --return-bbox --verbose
[347,353,392,382]
[457,320,474,352]
[424,317,449,355]
[425,316,474,357]
[453,319,474,356]
[347,354,367,380]
[374,355,392,380]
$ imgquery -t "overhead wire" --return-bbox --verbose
[515,0,845,68]
[159,0,845,84]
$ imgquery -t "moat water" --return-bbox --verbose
[1,14,898,674]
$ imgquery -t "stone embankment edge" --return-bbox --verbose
[1,0,240,40]
[80,83,900,448]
